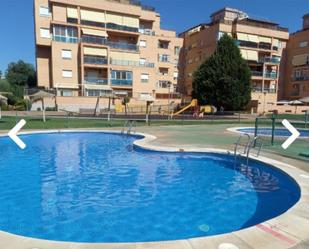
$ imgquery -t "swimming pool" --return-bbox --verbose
[0,132,300,243]
[235,127,309,138]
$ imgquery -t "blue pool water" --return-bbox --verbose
[0,133,300,243]
[237,127,309,137]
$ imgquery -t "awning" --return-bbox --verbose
[123,16,139,28]
[237,33,249,41]
[84,47,108,57]
[82,28,108,37]
[273,39,279,47]
[240,49,248,60]
[106,13,123,25]
[29,90,55,102]
[248,34,259,43]
[110,51,139,61]
[55,84,79,89]
[259,36,271,43]
[67,7,78,19]
[292,54,309,66]
[80,9,105,23]
[84,84,112,90]
[247,50,258,61]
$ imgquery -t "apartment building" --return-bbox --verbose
[283,14,309,100]
[179,8,289,113]
[34,0,183,104]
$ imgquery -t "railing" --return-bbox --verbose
[264,72,278,79]
[139,29,155,36]
[84,56,108,65]
[111,79,133,86]
[260,57,281,64]
[53,35,78,43]
[84,77,108,85]
[106,23,138,33]
[293,75,309,81]
[82,35,107,45]
[237,40,272,50]
[110,59,154,68]
[263,88,277,93]
[252,87,263,92]
[251,71,263,77]
[108,41,139,52]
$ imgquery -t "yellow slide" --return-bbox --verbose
[171,99,198,117]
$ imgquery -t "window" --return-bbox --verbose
[300,41,308,48]
[111,70,133,85]
[140,93,152,99]
[139,58,146,65]
[62,70,73,78]
[61,49,72,59]
[141,73,149,83]
[39,6,50,16]
[53,25,78,43]
[173,72,178,81]
[158,54,170,62]
[139,40,147,47]
[174,46,180,56]
[158,40,169,49]
[87,90,111,97]
[156,81,170,88]
[40,28,50,38]
[60,90,73,97]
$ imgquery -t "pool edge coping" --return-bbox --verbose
[0,129,309,249]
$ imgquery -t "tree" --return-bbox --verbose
[192,34,252,111]
[5,60,36,87]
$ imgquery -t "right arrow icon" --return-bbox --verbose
[281,119,300,150]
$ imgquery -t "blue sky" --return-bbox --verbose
[0,0,308,73]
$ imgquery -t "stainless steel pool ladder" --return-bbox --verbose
[121,120,136,135]
[234,134,263,166]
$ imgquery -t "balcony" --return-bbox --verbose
[264,72,278,79]
[108,41,139,52]
[251,71,263,77]
[259,57,281,64]
[82,35,107,45]
[252,86,263,92]
[264,88,277,93]
[111,79,133,86]
[53,35,78,43]
[84,56,108,65]
[293,75,309,81]
[106,23,138,33]
[84,77,108,85]
[110,59,154,68]
[139,28,155,36]
[237,41,272,50]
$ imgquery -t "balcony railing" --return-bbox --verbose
[84,77,108,85]
[259,57,281,64]
[110,59,154,68]
[82,35,107,45]
[139,29,155,36]
[108,41,139,52]
[264,88,277,93]
[53,35,78,43]
[293,75,309,81]
[264,72,278,79]
[251,71,263,77]
[237,40,272,50]
[111,79,133,86]
[252,87,263,92]
[106,23,138,33]
[84,56,108,65]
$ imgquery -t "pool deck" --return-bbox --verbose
[0,126,309,249]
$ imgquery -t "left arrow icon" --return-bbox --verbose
[8,119,27,149]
